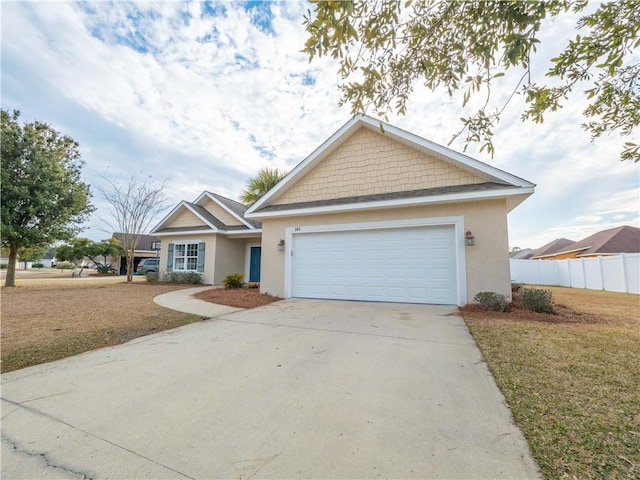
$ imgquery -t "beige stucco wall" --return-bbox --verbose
[158,234,257,285]
[259,199,510,304]
[169,209,207,228]
[275,128,487,205]
[212,235,248,285]
[200,198,244,226]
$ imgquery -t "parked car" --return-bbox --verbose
[135,258,159,275]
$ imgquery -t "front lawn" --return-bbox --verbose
[1,281,203,373]
[463,287,639,480]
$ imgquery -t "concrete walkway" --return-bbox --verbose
[152,286,245,318]
[2,295,541,479]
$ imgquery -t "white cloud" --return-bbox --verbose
[1,1,638,247]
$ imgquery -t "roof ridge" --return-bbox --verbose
[207,191,246,208]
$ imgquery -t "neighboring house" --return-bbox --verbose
[40,249,57,268]
[1,248,56,268]
[151,192,262,284]
[529,238,576,260]
[153,115,535,305]
[509,248,534,260]
[111,233,162,275]
[531,225,640,260]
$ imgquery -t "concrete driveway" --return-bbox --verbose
[2,299,540,479]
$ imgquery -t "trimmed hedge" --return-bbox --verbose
[473,291,509,312]
[518,287,555,314]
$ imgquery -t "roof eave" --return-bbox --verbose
[246,186,534,219]
[531,246,590,259]
[152,229,218,236]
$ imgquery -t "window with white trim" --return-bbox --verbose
[173,242,199,271]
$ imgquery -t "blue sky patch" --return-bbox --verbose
[234,54,259,69]
[302,73,316,86]
[243,1,274,33]
[201,1,227,18]
[77,3,160,55]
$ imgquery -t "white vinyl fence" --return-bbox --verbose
[510,253,640,294]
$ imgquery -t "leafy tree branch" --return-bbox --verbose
[303,0,639,161]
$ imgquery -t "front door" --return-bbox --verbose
[249,246,261,282]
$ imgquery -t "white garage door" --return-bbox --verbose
[290,225,457,304]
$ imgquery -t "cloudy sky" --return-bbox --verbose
[2,0,638,249]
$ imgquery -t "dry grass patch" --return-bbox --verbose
[193,287,282,309]
[463,286,640,480]
[1,281,203,373]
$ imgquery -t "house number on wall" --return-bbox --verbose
[294,227,301,231]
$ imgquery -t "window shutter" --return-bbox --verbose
[197,242,205,272]
[167,243,174,272]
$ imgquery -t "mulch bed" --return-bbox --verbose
[193,287,282,309]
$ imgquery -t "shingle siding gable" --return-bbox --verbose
[272,127,487,206]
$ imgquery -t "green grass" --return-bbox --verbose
[463,287,639,480]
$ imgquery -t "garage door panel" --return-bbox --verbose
[291,225,457,304]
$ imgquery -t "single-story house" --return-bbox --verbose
[1,248,57,269]
[151,192,262,284]
[39,249,57,268]
[509,248,534,260]
[530,225,640,260]
[528,237,576,260]
[152,115,535,305]
[111,233,162,274]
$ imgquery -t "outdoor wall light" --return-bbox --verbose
[465,230,475,246]
[277,239,285,251]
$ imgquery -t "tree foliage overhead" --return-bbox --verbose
[240,167,287,205]
[303,0,639,161]
[1,109,94,286]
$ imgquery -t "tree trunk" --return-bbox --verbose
[126,250,134,282]
[5,246,18,287]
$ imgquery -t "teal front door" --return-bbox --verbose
[249,246,261,282]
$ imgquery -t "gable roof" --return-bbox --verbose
[530,226,640,259]
[112,233,160,251]
[151,192,261,235]
[530,238,576,259]
[562,225,640,257]
[245,115,534,218]
[198,191,261,229]
[510,248,534,259]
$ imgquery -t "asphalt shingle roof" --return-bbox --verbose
[530,225,640,258]
[112,233,160,250]
[254,182,510,213]
[530,238,576,258]
[205,191,262,229]
[569,225,640,256]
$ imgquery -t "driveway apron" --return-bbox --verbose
[1,299,540,479]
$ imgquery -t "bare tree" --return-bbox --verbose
[97,174,169,282]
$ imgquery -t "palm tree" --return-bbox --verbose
[240,167,287,205]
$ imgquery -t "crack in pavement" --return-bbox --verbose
[232,453,282,479]
[216,316,474,347]
[1,397,195,479]
[2,432,93,479]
